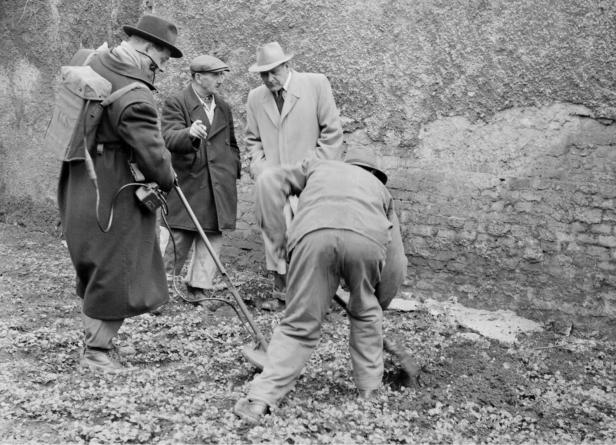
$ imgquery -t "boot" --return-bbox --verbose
[80,346,136,374]
[358,389,378,401]
[233,397,270,424]
[261,272,285,311]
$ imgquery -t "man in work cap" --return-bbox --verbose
[58,14,182,374]
[159,54,240,311]
[233,147,408,423]
[245,41,344,311]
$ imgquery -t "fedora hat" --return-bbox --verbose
[344,147,388,184]
[123,15,183,58]
[248,41,294,73]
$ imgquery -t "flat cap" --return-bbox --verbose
[190,55,230,73]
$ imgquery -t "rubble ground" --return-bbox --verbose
[0,223,614,444]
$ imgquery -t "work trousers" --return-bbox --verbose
[82,311,123,349]
[161,228,223,290]
[248,229,386,407]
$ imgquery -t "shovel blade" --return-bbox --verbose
[241,343,269,371]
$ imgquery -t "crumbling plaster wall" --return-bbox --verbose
[1,0,615,330]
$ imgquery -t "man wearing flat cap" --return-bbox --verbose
[245,41,343,310]
[58,15,183,373]
[234,147,408,423]
[160,55,241,307]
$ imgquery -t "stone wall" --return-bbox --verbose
[1,0,615,331]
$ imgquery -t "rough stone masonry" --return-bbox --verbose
[0,0,614,333]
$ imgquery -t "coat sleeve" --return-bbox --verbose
[116,100,175,192]
[228,108,241,179]
[246,89,274,179]
[161,95,200,154]
[376,200,408,309]
[314,74,344,160]
[256,162,309,256]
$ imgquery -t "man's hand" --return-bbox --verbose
[189,120,208,139]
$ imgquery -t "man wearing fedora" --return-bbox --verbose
[245,41,344,310]
[58,15,183,373]
[160,55,241,308]
[234,147,408,423]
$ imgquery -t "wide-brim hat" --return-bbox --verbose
[248,41,294,73]
[190,55,230,73]
[123,14,183,58]
[344,147,388,184]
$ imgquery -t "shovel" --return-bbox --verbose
[240,285,421,387]
[173,184,269,364]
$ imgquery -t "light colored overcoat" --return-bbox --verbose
[246,70,343,178]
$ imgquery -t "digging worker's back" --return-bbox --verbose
[234,147,407,422]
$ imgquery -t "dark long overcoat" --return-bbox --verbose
[161,86,241,232]
[57,48,175,320]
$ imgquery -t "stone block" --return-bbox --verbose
[576,233,597,245]
[597,235,616,248]
[570,221,588,233]
[573,208,603,224]
[585,245,611,261]
[508,178,531,191]
[486,221,510,236]
[409,224,436,237]
[514,201,533,212]
[447,216,466,228]
[436,228,457,241]
[521,191,542,202]
[590,224,613,235]
[598,262,616,271]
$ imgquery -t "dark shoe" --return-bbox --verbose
[261,295,285,312]
[151,304,166,316]
[233,397,270,423]
[80,347,136,374]
[273,272,286,292]
[200,298,225,312]
[358,389,378,400]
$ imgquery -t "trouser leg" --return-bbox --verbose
[340,231,386,391]
[82,311,123,349]
[248,230,340,407]
[262,230,286,275]
[159,225,170,256]
[163,229,195,278]
[185,231,223,289]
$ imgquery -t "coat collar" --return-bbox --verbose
[184,85,227,139]
[261,69,299,126]
[97,48,156,90]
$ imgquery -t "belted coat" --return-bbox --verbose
[57,48,175,320]
[161,86,241,232]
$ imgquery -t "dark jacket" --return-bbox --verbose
[161,86,241,232]
[57,47,174,320]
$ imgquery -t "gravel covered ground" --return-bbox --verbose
[1,223,615,444]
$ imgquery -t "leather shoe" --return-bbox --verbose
[199,298,225,312]
[80,347,136,374]
[261,296,285,312]
[358,389,377,400]
[233,397,270,423]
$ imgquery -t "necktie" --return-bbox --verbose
[275,90,284,113]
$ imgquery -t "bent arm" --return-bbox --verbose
[376,202,408,309]
[161,96,200,154]
[246,92,271,179]
[117,102,174,192]
[256,163,308,254]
